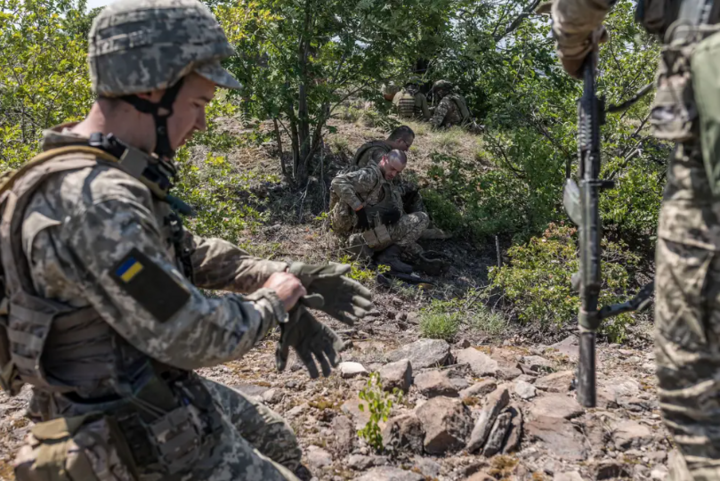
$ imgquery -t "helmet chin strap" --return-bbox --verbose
[117,77,185,159]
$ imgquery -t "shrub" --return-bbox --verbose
[489,223,641,342]
[420,311,461,341]
[357,373,403,452]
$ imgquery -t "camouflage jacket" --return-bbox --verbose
[430,94,468,128]
[22,125,288,373]
[393,89,431,120]
[551,0,720,250]
[330,163,404,214]
[352,140,392,168]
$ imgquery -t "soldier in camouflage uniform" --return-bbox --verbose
[353,125,415,168]
[392,79,431,120]
[331,151,445,274]
[550,0,720,478]
[429,80,472,129]
[3,1,372,480]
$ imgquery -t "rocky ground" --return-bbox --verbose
[0,114,668,480]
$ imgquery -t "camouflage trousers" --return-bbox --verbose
[655,238,720,481]
[346,212,429,257]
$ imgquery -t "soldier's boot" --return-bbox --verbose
[420,227,452,240]
[410,251,449,276]
[346,234,374,262]
[374,245,413,274]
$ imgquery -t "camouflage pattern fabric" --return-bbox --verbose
[392,89,431,120]
[388,212,429,257]
[89,0,241,96]
[353,141,392,168]
[429,95,464,128]
[551,0,720,476]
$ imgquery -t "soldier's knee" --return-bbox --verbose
[414,212,430,229]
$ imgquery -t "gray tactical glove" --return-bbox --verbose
[288,262,373,325]
[276,300,344,379]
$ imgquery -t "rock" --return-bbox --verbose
[331,415,355,455]
[306,445,332,469]
[604,377,640,403]
[613,420,654,449]
[515,379,537,400]
[498,365,524,380]
[553,472,584,481]
[483,411,513,457]
[651,464,669,480]
[460,380,498,399]
[355,466,424,481]
[456,348,499,377]
[415,396,473,454]
[503,405,523,454]
[594,461,631,480]
[415,370,459,397]
[231,383,269,399]
[523,355,554,372]
[551,335,580,361]
[525,416,589,461]
[382,413,425,455]
[341,396,371,429]
[347,454,385,471]
[387,339,452,369]
[529,394,583,419]
[379,359,413,393]
[261,388,283,404]
[338,362,368,378]
[466,472,495,481]
[467,386,510,453]
[412,456,442,478]
[535,371,575,393]
[285,403,308,418]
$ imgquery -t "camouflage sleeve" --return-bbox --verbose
[331,167,381,210]
[552,0,611,61]
[63,195,286,370]
[189,234,287,293]
[430,98,451,128]
[417,94,431,120]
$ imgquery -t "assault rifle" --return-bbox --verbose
[564,52,654,408]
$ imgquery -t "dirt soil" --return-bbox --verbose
[0,113,667,481]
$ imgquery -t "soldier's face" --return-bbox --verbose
[381,158,405,180]
[166,73,216,150]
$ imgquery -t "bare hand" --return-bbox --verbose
[263,272,306,312]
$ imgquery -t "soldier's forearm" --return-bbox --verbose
[552,0,611,59]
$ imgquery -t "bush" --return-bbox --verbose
[420,311,461,341]
[357,373,403,452]
[489,223,641,342]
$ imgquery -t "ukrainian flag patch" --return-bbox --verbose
[116,257,144,282]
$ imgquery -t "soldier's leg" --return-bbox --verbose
[655,239,720,480]
[387,212,429,257]
[330,201,355,234]
[202,380,303,472]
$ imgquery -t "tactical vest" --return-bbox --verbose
[396,91,417,119]
[448,94,471,123]
[637,0,720,193]
[351,141,392,168]
[0,145,222,477]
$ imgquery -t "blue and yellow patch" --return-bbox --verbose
[115,257,144,283]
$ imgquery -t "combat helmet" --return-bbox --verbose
[88,0,241,158]
[431,79,454,93]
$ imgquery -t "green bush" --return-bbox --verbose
[420,311,461,341]
[489,223,641,342]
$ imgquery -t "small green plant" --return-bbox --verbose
[357,373,403,452]
[420,311,461,340]
[338,255,389,283]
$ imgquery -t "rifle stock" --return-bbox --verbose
[565,52,653,408]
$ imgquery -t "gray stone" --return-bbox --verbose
[379,359,413,393]
[535,371,574,393]
[387,339,452,369]
[339,361,368,378]
[503,405,523,454]
[415,396,473,455]
[515,379,537,400]
[331,415,355,456]
[483,411,513,457]
[604,377,640,403]
[355,466,424,481]
[455,348,498,377]
[306,445,333,469]
[411,456,442,478]
[460,380,498,399]
[523,355,554,372]
[551,335,580,361]
[650,464,669,480]
[525,416,589,461]
[498,365,523,380]
[553,472,584,481]
[346,454,385,471]
[261,388,283,404]
[382,413,425,455]
[341,396,371,429]
[415,370,459,398]
[613,420,654,449]
[529,394,583,419]
[467,386,510,453]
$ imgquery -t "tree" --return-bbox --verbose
[213,0,463,186]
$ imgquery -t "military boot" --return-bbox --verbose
[374,245,413,274]
[411,250,449,276]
